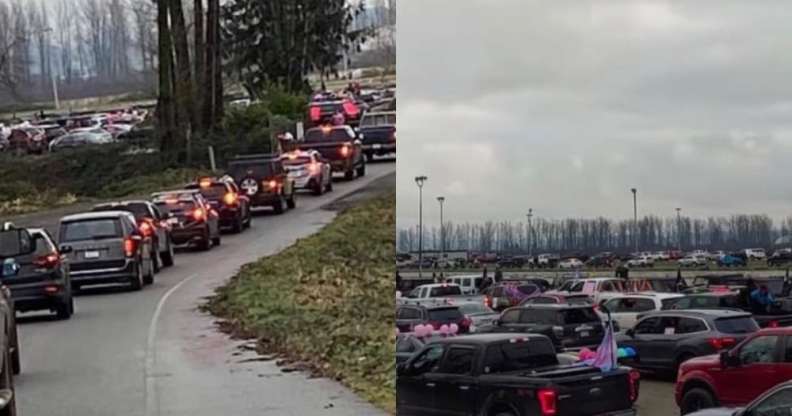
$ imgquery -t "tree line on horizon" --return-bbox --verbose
[397,214,792,255]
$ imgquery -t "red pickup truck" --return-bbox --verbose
[675,327,792,414]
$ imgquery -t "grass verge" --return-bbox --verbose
[206,192,396,413]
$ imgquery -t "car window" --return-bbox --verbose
[482,341,558,374]
[676,318,707,334]
[529,297,556,304]
[500,309,521,324]
[429,286,461,297]
[714,317,759,334]
[784,337,792,362]
[32,233,54,255]
[662,298,681,310]
[635,317,662,335]
[398,308,421,320]
[437,347,475,374]
[427,308,463,321]
[749,386,792,416]
[60,219,122,242]
[561,308,599,324]
[410,345,444,375]
[739,336,780,365]
[658,317,680,334]
[690,297,720,309]
[419,288,428,298]
[521,309,558,325]
[517,285,539,296]
[396,337,418,353]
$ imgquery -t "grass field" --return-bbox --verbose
[206,193,396,413]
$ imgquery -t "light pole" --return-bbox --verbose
[526,209,533,258]
[676,208,682,251]
[631,188,638,254]
[437,196,445,263]
[415,176,427,279]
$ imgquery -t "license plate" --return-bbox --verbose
[84,251,100,259]
[373,144,382,149]
[580,331,590,338]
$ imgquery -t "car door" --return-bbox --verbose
[427,345,478,416]
[396,307,423,332]
[778,336,792,387]
[397,344,445,415]
[717,335,781,405]
[624,316,662,368]
[493,308,522,333]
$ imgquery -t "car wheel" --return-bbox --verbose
[9,328,19,377]
[0,349,16,416]
[143,257,155,285]
[313,179,324,196]
[152,249,161,273]
[55,296,72,320]
[344,168,354,180]
[161,241,175,267]
[287,191,296,209]
[273,195,286,214]
[212,235,221,246]
[231,216,243,233]
[326,178,333,192]
[198,228,211,251]
[356,160,366,177]
[681,388,717,415]
[130,262,143,291]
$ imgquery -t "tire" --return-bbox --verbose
[356,160,366,177]
[344,169,354,180]
[9,330,19,377]
[231,216,243,233]
[0,349,16,416]
[287,191,296,209]
[313,179,324,196]
[55,296,73,320]
[152,249,161,273]
[197,228,211,251]
[326,178,333,192]
[212,235,221,246]
[143,257,155,285]
[365,152,373,163]
[273,195,286,215]
[130,262,143,291]
[161,241,175,267]
[681,388,717,415]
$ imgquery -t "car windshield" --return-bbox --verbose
[457,303,495,315]
[714,316,759,334]
[428,286,461,297]
[61,219,122,242]
[283,156,312,166]
[304,128,351,143]
[427,307,462,321]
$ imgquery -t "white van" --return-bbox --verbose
[445,275,483,295]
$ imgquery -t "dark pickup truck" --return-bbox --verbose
[299,126,366,180]
[397,333,639,416]
[482,304,606,350]
[358,111,396,161]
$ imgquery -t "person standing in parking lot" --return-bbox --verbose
[751,285,775,314]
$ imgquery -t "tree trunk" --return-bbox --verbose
[193,0,205,132]
[156,0,176,155]
[203,0,220,128]
[169,0,195,164]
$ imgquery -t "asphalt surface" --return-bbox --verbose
[638,378,676,416]
[10,161,395,416]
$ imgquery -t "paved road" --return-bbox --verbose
[637,377,676,416]
[12,161,395,416]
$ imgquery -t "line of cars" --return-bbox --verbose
[396,272,792,415]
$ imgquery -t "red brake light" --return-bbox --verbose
[308,162,320,174]
[768,320,779,328]
[124,238,136,257]
[223,192,238,205]
[192,208,206,222]
[461,317,471,329]
[342,101,359,117]
[628,369,640,402]
[708,337,736,350]
[484,296,492,308]
[537,388,557,416]
[139,221,153,237]
[340,144,351,157]
[33,253,60,269]
[309,106,321,121]
[265,180,278,190]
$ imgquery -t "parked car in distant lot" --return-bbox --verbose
[617,309,759,375]
[58,211,156,291]
[558,258,584,269]
[481,282,542,311]
[744,248,767,260]
[599,293,685,332]
[676,328,792,414]
[718,253,748,267]
[626,255,654,268]
[151,190,221,250]
[455,302,499,332]
[443,275,482,295]
[679,255,709,268]
[768,248,792,266]
[5,228,74,319]
[49,130,113,152]
[662,291,792,328]
[520,293,593,306]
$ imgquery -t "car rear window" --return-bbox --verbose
[482,341,558,373]
[304,128,352,143]
[185,183,227,200]
[61,219,122,242]
[228,161,276,179]
[427,307,463,321]
[561,308,600,324]
[94,203,150,219]
[566,296,592,305]
[714,317,759,334]
[283,157,312,166]
[154,197,197,215]
[429,286,462,297]
[517,285,539,296]
[457,303,494,315]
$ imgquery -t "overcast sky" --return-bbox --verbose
[396,0,792,230]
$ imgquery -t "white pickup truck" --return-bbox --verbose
[396,283,484,307]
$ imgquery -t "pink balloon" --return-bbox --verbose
[395,328,400,336]
[449,324,459,335]
[413,324,425,337]
[439,324,450,335]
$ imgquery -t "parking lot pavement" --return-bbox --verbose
[637,377,676,416]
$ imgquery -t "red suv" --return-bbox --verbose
[675,327,792,414]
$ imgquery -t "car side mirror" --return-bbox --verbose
[59,245,73,254]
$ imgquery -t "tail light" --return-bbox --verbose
[340,144,351,158]
[484,296,492,309]
[223,192,238,206]
[708,337,736,350]
[265,180,279,191]
[33,253,60,269]
[43,285,60,294]
[427,321,441,330]
[342,101,359,117]
[309,106,321,121]
[308,163,320,174]
[628,369,640,402]
[139,220,153,237]
[192,208,206,222]
[768,320,780,328]
[124,238,137,257]
[537,388,557,416]
[460,317,471,330]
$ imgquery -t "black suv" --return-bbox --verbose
[5,228,74,319]
[227,154,296,214]
[769,249,792,267]
[92,200,175,270]
[484,304,605,350]
[151,190,221,250]
[395,304,471,334]
[184,177,252,233]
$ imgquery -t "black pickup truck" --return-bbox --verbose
[397,333,639,416]
[358,111,396,161]
[299,126,366,180]
[481,304,606,350]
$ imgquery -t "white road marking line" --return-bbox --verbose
[144,273,199,416]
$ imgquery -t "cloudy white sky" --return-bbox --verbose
[396,0,792,230]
